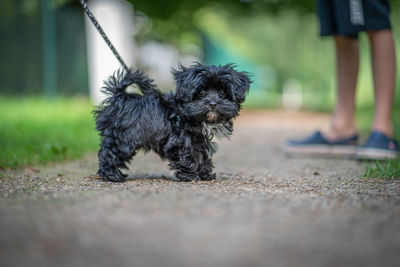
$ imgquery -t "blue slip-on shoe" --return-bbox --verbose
[284,131,358,157]
[356,131,399,160]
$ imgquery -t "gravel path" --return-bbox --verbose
[1,110,400,267]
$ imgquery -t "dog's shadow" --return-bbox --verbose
[88,172,230,182]
[125,173,178,182]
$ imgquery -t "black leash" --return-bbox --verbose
[80,0,130,72]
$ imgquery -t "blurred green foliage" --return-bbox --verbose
[0,0,88,95]
[131,0,316,46]
[0,97,99,169]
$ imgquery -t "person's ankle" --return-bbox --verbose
[371,124,394,138]
[322,125,357,141]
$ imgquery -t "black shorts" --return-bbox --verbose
[316,0,392,38]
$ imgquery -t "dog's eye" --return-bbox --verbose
[198,90,206,97]
[218,90,226,97]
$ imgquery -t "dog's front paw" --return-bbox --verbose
[175,172,199,182]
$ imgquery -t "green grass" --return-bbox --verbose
[356,106,400,180]
[358,106,400,180]
[364,160,400,180]
[0,97,99,169]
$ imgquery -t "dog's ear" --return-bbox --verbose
[229,67,251,104]
[172,63,203,102]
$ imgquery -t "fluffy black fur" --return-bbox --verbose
[94,63,251,182]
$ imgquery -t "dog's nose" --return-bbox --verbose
[210,102,217,109]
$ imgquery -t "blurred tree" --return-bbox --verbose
[128,0,315,45]
[127,0,399,46]
[5,0,316,45]
[0,0,88,95]
[7,0,399,45]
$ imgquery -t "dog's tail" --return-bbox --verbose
[101,67,158,96]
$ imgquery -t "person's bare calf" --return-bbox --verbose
[323,36,359,141]
[368,29,396,138]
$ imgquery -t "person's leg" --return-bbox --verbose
[367,29,396,137]
[323,35,359,141]
[285,35,360,156]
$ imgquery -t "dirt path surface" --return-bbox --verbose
[1,110,400,267]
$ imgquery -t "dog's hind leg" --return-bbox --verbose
[97,137,136,182]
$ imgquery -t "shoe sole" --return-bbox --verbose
[356,148,399,160]
[284,145,357,158]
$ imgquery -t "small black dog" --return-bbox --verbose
[94,63,250,182]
